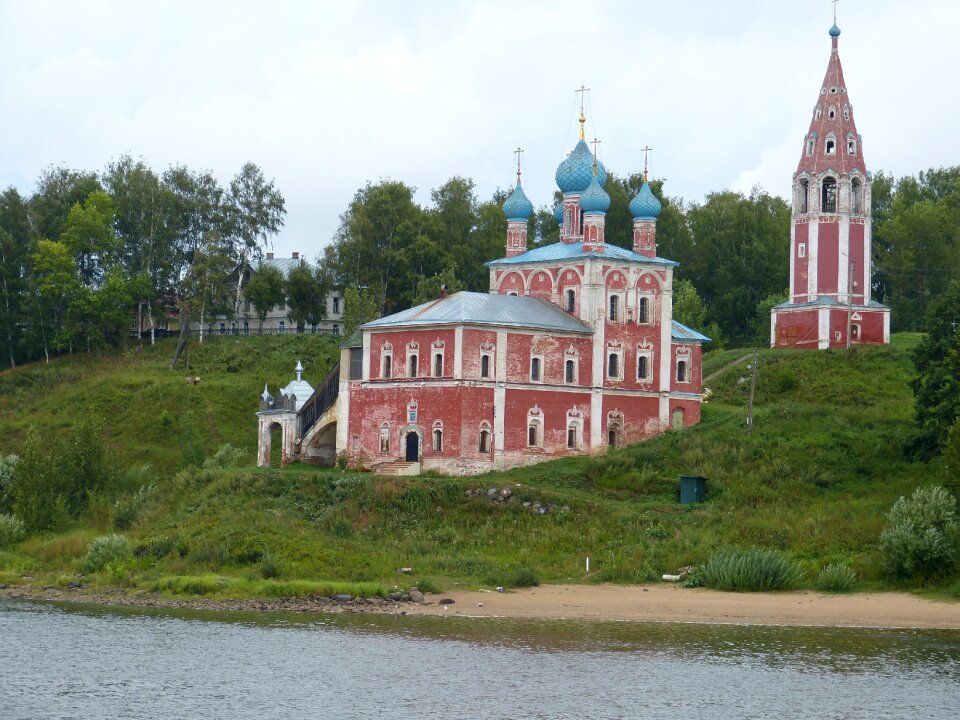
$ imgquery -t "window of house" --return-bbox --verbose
[382,354,392,379]
[638,296,649,323]
[822,177,838,213]
[565,358,576,384]
[480,354,491,379]
[243,320,249,335]
[609,295,619,322]
[608,353,620,379]
[408,353,418,377]
[565,288,576,312]
[219,322,225,336]
[244,299,251,313]
[433,352,443,377]
[530,356,541,382]
[278,320,285,335]
[677,359,689,383]
[567,426,577,449]
[527,420,541,447]
[379,426,390,453]
[349,347,363,380]
[432,428,443,452]
[332,296,340,313]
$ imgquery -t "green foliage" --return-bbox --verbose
[244,264,285,332]
[700,548,803,592]
[0,514,26,548]
[202,444,246,470]
[81,534,131,573]
[909,280,960,457]
[485,564,541,589]
[942,419,960,499]
[816,563,858,593]
[0,454,17,513]
[879,486,959,581]
[341,285,378,336]
[12,427,67,532]
[283,261,328,332]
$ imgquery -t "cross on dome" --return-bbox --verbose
[575,84,590,140]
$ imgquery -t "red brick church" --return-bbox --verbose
[309,113,710,475]
[771,20,890,348]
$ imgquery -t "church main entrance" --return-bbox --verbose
[405,432,419,462]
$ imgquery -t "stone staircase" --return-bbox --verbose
[373,461,421,476]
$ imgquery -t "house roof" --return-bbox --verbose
[361,291,593,334]
[486,241,679,268]
[671,320,711,343]
[256,256,313,275]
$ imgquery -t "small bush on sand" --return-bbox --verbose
[880,486,959,581]
[816,563,858,593]
[700,547,802,592]
[81,534,131,573]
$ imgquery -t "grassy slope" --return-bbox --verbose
[0,333,952,596]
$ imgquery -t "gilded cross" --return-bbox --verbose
[641,145,653,181]
[575,84,590,139]
[832,0,839,24]
[590,137,602,174]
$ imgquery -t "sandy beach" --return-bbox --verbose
[3,583,958,629]
[416,584,960,629]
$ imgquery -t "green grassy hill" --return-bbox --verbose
[0,334,953,597]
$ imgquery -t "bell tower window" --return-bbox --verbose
[851,177,864,215]
[799,178,809,213]
[825,139,836,155]
[821,177,838,213]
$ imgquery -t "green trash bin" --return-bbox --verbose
[679,475,707,504]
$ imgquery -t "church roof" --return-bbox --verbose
[362,291,593,334]
[773,297,889,311]
[671,320,711,343]
[556,139,607,193]
[486,240,678,267]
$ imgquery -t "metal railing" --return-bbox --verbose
[299,362,340,438]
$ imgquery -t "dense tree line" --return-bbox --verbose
[0,159,286,368]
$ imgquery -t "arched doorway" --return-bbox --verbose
[269,422,283,467]
[405,432,420,462]
[671,408,685,431]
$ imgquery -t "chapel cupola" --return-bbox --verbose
[579,139,610,253]
[503,147,534,258]
[556,86,607,244]
[630,147,661,257]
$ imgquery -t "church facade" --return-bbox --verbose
[332,119,709,475]
[771,21,890,349]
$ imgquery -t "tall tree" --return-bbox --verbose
[283,261,327,333]
[28,166,101,242]
[59,190,118,286]
[244,263,285,334]
[0,188,31,367]
[227,163,286,321]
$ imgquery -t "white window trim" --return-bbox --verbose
[530,354,544,383]
[798,243,806,259]
[607,350,624,380]
[637,294,654,325]
[432,351,444,378]
[676,355,692,384]
[564,357,578,385]
[636,350,653,382]
[381,351,393,379]
[407,352,419,378]
[479,351,493,379]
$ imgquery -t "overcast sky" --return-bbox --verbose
[2,1,957,259]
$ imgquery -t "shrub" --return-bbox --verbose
[259,550,281,579]
[0,514,26,548]
[700,547,803,592]
[485,564,540,589]
[0,454,18,513]
[879,485,959,580]
[816,563,857,593]
[202,444,246,470]
[81,534,131,573]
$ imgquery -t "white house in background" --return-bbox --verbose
[196,251,345,336]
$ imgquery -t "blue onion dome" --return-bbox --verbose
[555,139,607,193]
[579,174,611,214]
[829,23,841,38]
[502,181,534,221]
[553,202,563,223]
[629,181,662,220]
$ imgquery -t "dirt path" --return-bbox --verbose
[703,352,755,383]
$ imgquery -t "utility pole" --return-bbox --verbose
[746,349,758,435]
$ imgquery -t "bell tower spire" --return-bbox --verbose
[771,16,890,349]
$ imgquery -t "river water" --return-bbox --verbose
[1,600,958,719]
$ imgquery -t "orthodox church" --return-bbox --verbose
[770,20,890,348]
[262,108,711,476]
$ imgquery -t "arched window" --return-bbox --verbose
[480,353,491,379]
[432,428,443,452]
[565,358,576,384]
[609,295,619,322]
[843,104,850,120]
[566,288,576,312]
[530,356,541,382]
[825,139,836,155]
[382,354,392,379]
[799,178,809,213]
[851,177,864,215]
[822,177,838,213]
[828,106,836,119]
[806,136,815,155]
[637,354,649,381]
[638,296,649,323]
[479,425,491,453]
[433,352,443,377]
[677,360,688,383]
[527,420,541,447]
[566,422,581,449]
[608,424,622,448]
[379,425,390,453]
[408,354,418,377]
[847,136,857,155]
[815,105,822,120]
[608,353,620,379]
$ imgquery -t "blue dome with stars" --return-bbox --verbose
[629,181,662,220]
[579,174,611,214]
[502,181,534,221]
[556,139,607,194]
[829,23,841,38]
